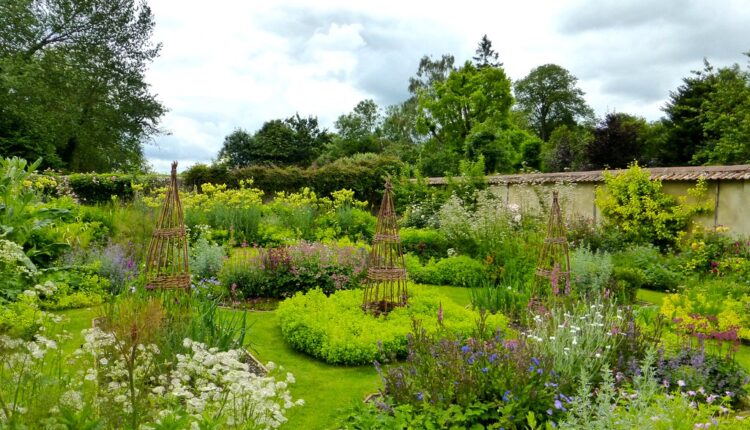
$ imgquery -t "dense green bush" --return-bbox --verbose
[63,173,165,204]
[400,228,448,262]
[595,163,710,249]
[277,287,508,365]
[612,245,681,292]
[404,254,485,287]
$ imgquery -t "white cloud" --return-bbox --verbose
[143,0,750,172]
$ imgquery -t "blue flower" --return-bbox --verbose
[461,345,471,353]
[547,409,553,416]
[531,357,540,366]
[481,367,488,373]
[554,399,565,411]
[489,353,498,363]
[417,392,424,401]
[502,390,511,402]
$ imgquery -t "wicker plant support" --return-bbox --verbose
[144,161,191,290]
[362,178,408,315]
[533,191,571,296]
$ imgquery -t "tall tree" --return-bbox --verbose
[408,54,455,96]
[660,60,719,165]
[693,55,750,165]
[218,115,328,168]
[514,64,594,142]
[218,129,255,168]
[472,34,502,68]
[325,99,383,159]
[415,61,519,174]
[541,125,592,172]
[586,113,648,169]
[0,0,165,171]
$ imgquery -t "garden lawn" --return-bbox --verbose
[637,288,750,371]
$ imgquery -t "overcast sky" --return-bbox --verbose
[143,0,750,172]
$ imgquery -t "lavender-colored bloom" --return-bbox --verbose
[481,367,488,373]
[502,390,511,402]
[461,345,471,354]
[416,392,424,401]
[531,357,540,366]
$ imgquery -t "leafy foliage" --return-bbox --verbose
[514,64,594,142]
[0,0,165,171]
[595,163,710,249]
[277,288,508,365]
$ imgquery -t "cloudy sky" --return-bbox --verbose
[143,0,750,172]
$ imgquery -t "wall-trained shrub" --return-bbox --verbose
[277,287,508,365]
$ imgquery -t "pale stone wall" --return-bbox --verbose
[492,180,749,237]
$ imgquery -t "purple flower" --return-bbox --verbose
[554,399,565,411]
[416,392,424,401]
[461,345,471,354]
[502,390,511,402]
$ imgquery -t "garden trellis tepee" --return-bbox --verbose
[144,161,190,290]
[534,191,571,296]
[362,178,408,314]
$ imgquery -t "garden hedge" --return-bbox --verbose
[184,153,404,205]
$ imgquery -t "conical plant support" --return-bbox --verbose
[363,178,408,315]
[144,161,191,290]
[534,191,571,296]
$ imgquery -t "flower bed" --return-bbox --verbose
[277,287,508,365]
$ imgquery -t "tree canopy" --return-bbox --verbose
[218,115,329,168]
[0,0,165,172]
[514,64,594,142]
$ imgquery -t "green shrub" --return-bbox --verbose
[404,254,442,285]
[400,228,448,262]
[434,255,485,287]
[64,173,164,204]
[612,245,680,292]
[404,254,485,287]
[189,237,226,280]
[595,163,710,249]
[277,287,508,365]
[570,247,613,299]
